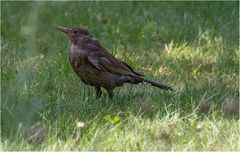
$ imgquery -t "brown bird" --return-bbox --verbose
[57,26,173,99]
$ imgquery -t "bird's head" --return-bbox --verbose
[56,26,90,44]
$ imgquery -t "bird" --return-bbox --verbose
[56,26,173,99]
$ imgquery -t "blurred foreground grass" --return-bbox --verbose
[1,1,239,151]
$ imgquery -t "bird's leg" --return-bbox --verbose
[95,87,102,99]
[106,89,114,100]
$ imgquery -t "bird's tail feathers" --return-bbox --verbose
[128,76,173,91]
[139,78,173,91]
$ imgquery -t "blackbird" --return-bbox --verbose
[57,26,173,99]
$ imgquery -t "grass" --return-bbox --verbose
[1,1,239,151]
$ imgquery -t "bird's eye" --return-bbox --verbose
[73,30,78,33]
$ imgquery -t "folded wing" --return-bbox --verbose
[88,51,143,77]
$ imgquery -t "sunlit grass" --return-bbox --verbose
[1,1,239,151]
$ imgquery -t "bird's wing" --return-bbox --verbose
[88,51,143,76]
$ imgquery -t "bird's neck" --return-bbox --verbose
[75,35,96,45]
[69,43,77,53]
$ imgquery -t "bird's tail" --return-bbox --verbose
[142,79,173,90]
[126,75,173,91]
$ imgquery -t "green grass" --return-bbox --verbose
[1,1,239,151]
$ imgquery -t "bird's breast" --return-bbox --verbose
[69,43,91,75]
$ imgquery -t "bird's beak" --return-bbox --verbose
[56,26,70,34]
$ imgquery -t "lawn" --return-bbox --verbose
[1,1,239,151]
